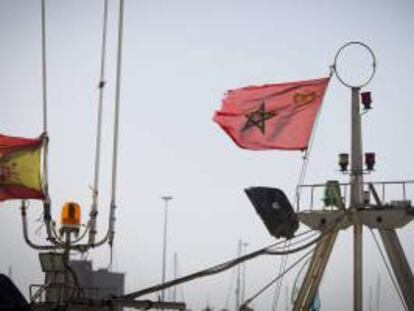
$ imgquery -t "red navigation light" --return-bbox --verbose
[338,153,349,172]
[365,152,376,171]
[361,92,372,110]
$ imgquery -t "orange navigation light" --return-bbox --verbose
[61,202,81,227]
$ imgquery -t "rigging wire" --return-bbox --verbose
[242,247,315,308]
[291,255,312,303]
[271,241,290,311]
[369,229,408,311]
[275,245,291,310]
[122,219,343,300]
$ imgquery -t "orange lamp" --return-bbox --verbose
[61,202,81,227]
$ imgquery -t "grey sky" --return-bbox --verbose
[1,0,413,310]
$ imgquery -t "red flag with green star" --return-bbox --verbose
[213,77,330,150]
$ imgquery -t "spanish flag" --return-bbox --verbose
[0,134,44,201]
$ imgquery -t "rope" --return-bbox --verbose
[88,0,109,245]
[295,76,332,211]
[242,247,315,308]
[369,229,408,311]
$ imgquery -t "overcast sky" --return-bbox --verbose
[0,0,414,310]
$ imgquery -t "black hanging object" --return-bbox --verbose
[365,152,376,171]
[0,274,29,310]
[245,187,299,239]
[361,92,372,110]
[338,153,349,172]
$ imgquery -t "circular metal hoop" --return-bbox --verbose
[333,41,376,88]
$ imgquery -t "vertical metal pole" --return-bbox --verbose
[89,0,109,246]
[62,231,71,303]
[161,196,172,308]
[285,285,289,311]
[235,239,242,310]
[40,0,49,196]
[173,252,177,301]
[241,242,248,304]
[376,274,381,311]
[350,87,364,311]
[40,0,56,245]
[369,285,372,311]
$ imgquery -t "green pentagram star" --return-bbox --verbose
[242,102,276,135]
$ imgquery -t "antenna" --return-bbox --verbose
[161,195,173,308]
[88,0,109,246]
[173,252,178,301]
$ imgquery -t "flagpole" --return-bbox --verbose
[40,0,58,246]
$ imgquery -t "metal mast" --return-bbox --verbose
[294,41,414,311]
[350,86,364,311]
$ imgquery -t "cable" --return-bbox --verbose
[291,256,312,303]
[369,229,408,311]
[242,247,315,308]
[122,239,297,299]
[121,220,342,300]
[279,230,318,249]
[271,242,290,311]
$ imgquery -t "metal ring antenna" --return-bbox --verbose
[333,41,376,88]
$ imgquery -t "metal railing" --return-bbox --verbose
[30,283,187,310]
[30,283,121,303]
[296,180,414,211]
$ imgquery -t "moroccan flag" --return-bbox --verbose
[0,134,44,201]
[213,77,330,150]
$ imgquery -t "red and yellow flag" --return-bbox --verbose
[213,77,330,150]
[0,134,44,201]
